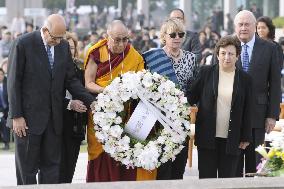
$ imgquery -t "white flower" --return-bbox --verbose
[114,117,122,124]
[109,125,123,138]
[142,72,153,88]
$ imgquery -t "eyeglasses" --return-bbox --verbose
[47,29,64,41]
[219,51,236,57]
[168,32,185,39]
[109,35,129,44]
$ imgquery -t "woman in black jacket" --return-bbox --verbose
[59,32,88,183]
[187,35,252,178]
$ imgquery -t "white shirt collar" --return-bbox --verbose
[40,28,55,59]
[241,34,255,48]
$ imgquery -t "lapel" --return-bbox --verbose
[212,64,219,100]
[248,36,264,73]
[231,68,239,107]
[52,44,60,78]
[34,31,52,77]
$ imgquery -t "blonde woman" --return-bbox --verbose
[143,18,198,179]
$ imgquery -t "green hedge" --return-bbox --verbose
[273,17,284,28]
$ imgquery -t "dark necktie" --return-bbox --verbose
[242,44,249,72]
[46,45,54,69]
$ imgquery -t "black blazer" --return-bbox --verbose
[187,64,252,155]
[236,36,281,129]
[62,60,87,140]
[7,30,95,135]
[1,77,8,118]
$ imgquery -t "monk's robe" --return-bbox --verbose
[84,39,157,182]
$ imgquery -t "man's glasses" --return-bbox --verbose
[109,35,129,44]
[168,32,185,39]
[47,29,64,41]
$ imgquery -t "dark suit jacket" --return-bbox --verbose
[7,30,94,135]
[182,30,202,64]
[62,60,87,141]
[236,36,281,129]
[1,77,8,118]
[187,64,252,155]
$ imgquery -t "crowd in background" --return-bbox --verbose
[0,1,283,185]
[0,3,284,151]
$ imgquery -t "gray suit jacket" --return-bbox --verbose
[7,30,95,135]
[236,36,281,129]
[182,30,202,64]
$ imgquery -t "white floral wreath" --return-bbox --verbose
[92,70,190,170]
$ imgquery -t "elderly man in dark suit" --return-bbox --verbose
[234,10,281,177]
[169,8,202,64]
[7,14,95,185]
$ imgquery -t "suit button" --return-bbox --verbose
[229,119,231,122]
[228,130,231,132]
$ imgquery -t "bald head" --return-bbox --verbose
[234,10,256,43]
[107,20,128,35]
[44,14,66,33]
[42,14,66,46]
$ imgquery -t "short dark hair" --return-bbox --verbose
[256,16,275,40]
[215,35,241,57]
[170,8,185,19]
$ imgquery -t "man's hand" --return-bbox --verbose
[70,100,87,113]
[239,142,250,149]
[13,117,28,138]
[265,118,276,134]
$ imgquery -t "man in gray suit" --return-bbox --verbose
[7,14,95,185]
[234,10,281,176]
[169,8,202,64]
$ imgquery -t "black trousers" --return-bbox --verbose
[15,118,61,185]
[236,128,265,177]
[59,110,86,183]
[157,140,188,180]
[197,138,239,178]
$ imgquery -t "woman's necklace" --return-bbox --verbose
[163,47,182,61]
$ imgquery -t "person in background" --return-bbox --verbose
[234,10,281,177]
[169,8,202,64]
[256,16,283,68]
[143,18,198,180]
[59,32,88,183]
[0,68,8,150]
[0,30,12,59]
[187,35,252,178]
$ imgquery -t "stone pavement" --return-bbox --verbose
[0,148,198,187]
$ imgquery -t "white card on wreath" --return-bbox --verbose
[125,101,157,141]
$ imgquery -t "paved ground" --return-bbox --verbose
[0,147,198,186]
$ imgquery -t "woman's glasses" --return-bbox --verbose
[168,32,185,39]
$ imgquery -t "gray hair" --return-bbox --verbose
[234,10,256,26]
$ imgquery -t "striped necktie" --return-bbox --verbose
[242,44,249,72]
[46,45,54,69]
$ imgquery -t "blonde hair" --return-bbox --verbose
[160,18,185,45]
